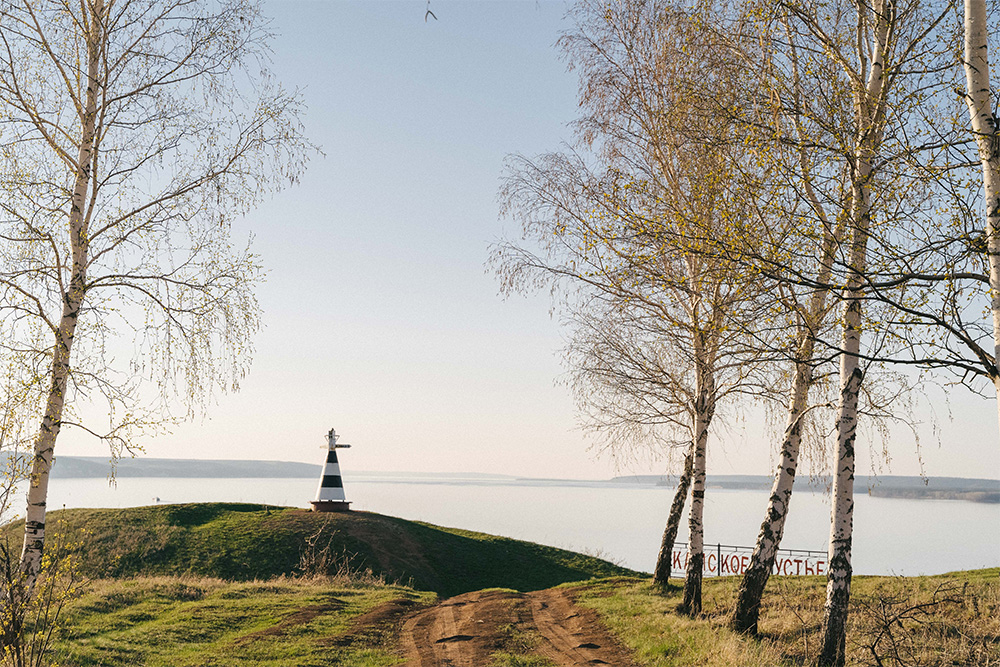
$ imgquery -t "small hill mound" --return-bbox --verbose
[6,503,638,596]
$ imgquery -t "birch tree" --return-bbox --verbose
[745,0,958,662]
[496,0,784,615]
[962,0,1000,424]
[722,10,851,635]
[656,0,962,648]
[824,0,1000,434]
[0,0,309,592]
[497,150,774,615]
[564,225,774,613]
[555,0,845,623]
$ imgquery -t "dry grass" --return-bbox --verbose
[574,569,999,667]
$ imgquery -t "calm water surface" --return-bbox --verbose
[26,474,1000,576]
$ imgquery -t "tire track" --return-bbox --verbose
[528,588,637,666]
[400,589,520,666]
[399,586,637,667]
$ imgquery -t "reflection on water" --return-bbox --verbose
[7,474,998,576]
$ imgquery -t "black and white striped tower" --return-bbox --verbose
[310,427,352,512]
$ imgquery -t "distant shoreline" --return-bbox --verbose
[26,456,999,503]
[868,488,1000,503]
[617,473,1000,504]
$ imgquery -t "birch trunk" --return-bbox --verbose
[679,357,713,616]
[816,153,873,667]
[816,0,890,659]
[818,99,880,667]
[962,0,1000,430]
[730,354,812,633]
[652,442,695,585]
[817,294,863,666]
[19,0,101,592]
[731,200,842,634]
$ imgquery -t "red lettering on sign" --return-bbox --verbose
[671,547,825,578]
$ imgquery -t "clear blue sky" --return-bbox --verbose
[61,0,999,481]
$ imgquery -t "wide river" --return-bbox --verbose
[24,473,999,576]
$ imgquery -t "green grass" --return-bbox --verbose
[573,577,791,666]
[3,503,638,597]
[9,504,995,667]
[52,576,433,667]
[573,569,1000,667]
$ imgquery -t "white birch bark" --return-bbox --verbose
[732,192,845,633]
[652,441,695,585]
[818,289,863,666]
[679,397,709,616]
[730,352,812,632]
[19,0,101,591]
[679,328,714,616]
[819,3,890,660]
[962,0,1000,430]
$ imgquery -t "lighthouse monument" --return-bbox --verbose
[311,427,352,512]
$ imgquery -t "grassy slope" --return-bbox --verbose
[4,503,637,597]
[53,576,433,667]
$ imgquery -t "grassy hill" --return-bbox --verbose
[3,503,638,597]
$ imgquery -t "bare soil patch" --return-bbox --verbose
[399,587,638,666]
[528,587,639,666]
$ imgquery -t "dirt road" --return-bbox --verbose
[399,586,638,666]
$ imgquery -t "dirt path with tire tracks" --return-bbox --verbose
[399,586,638,666]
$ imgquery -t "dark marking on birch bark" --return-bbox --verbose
[678,552,703,617]
[653,446,694,586]
[818,541,853,667]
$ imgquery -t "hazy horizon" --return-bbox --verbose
[48,455,1000,483]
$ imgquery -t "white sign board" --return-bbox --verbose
[671,547,826,577]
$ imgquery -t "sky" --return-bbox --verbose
[59,0,1000,482]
